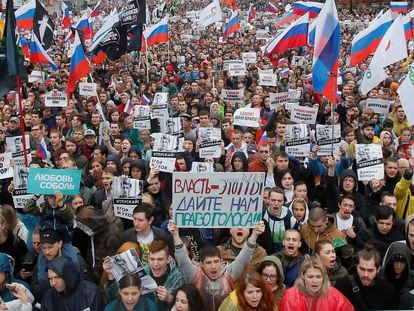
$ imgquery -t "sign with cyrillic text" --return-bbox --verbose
[365,98,392,114]
[290,105,318,124]
[233,108,261,127]
[45,90,68,107]
[173,172,265,228]
[27,168,81,195]
[221,89,244,103]
[355,144,384,181]
[79,82,97,97]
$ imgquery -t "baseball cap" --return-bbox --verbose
[247,144,257,154]
[10,116,20,123]
[84,129,96,137]
[40,228,62,244]
[180,113,192,120]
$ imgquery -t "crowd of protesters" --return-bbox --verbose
[0,0,413,310]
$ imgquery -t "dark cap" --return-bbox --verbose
[247,144,257,153]
[361,120,376,129]
[40,228,62,244]
[84,129,96,137]
[382,118,394,128]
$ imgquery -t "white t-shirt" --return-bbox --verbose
[336,213,353,232]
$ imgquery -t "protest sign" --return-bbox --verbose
[163,117,183,135]
[285,124,310,156]
[132,105,151,130]
[221,89,244,103]
[365,98,392,114]
[45,90,67,107]
[6,135,31,167]
[269,92,290,109]
[153,134,178,152]
[256,29,269,40]
[199,127,222,158]
[316,124,342,156]
[292,55,305,67]
[233,108,261,127]
[173,172,265,228]
[150,157,177,173]
[12,166,31,210]
[288,89,302,101]
[28,70,44,83]
[242,52,257,64]
[228,62,247,76]
[191,162,214,173]
[259,73,277,86]
[355,144,384,181]
[113,177,142,220]
[109,248,157,295]
[27,168,81,195]
[0,152,13,179]
[151,92,169,119]
[290,105,318,124]
[78,82,98,97]
[223,59,243,71]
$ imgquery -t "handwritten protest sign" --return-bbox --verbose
[228,62,247,76]
[0,152,13,179]
[259,73,277,86]
[365,98,392,114]
[221,89,244,103]
[233,108,261,127]
[79,82,98,97]
[27,168,81,195]
[113,177,142,220]
[45,90,67,107]
[12,166,31,210]
[150,157,176,173]
[355,144,384,181]
[242,52,257,64]
[290,105,318,124]
[316,124,341,156]
[173,172,265,228]
[223,59,243,71]
[285,124,310,156]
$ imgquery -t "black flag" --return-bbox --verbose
[33,0,55,50]
[127,24,143,52]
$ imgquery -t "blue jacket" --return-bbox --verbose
[0,253,30,302]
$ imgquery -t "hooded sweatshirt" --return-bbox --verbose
[41,256,104,311]
[263,206,296,252]
[231,151,249,172]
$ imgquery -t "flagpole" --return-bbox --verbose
[146,42,149,82]
[16,76,28,167]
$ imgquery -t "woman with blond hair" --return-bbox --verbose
[279,257,354,311]
[219,272,278,311]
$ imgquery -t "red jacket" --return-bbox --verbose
[280,285,354,311]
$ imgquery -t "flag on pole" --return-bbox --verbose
[267,2,279,13]
[275,11,297,28]
[15,0,36,29]
[293,1,323,18]
[265,13,309,57]
[29,33,58,70]
[33,0,55,50]
[37,138,49,160]
[403,14,414,40]
[247,4,256,23]
[67,31,90,95]
[350,9,393,66]
[391,1,409,13]
[143,18,169,47]
[141,94,151,105]
[198,0,222,28]
[259,131,268,145]
[75,9,93,39]
[123,99,133,115]
[223,10,240,41]
[91,0,102,18]
[312,0,340,104]
[61,1,71,28]
[397,62,414,125]
[360,15,407,95]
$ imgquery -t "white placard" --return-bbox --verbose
[355,144,384,181]
[199,127,222,158]
[242,52,257,64]
[113,177,142,220]
[365,98,392,114]
[12,166,31,210]
[45,90,68,107]
[233,108,261,127]
[285,124,310,156]
[191,162,214,172]
[28,70,44,83]
[290,105,318,124]
[150,157,176,173]
[0,152,13,179]
[228,62,247,76]
[259,73,278,86]
[79,82,98,97]
[316,124,341,156]
[269,92,290,109]
[221,89,244,103]
[153,134,178,152]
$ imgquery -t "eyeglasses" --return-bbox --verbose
[262,273,277,281]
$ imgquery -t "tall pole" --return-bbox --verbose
[16,76,28,167]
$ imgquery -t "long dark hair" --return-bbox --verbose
[174,284,204,311]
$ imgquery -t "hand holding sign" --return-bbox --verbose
[248,221,265,245]
[54,191,64,208]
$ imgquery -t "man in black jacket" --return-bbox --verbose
[335,246,397,310]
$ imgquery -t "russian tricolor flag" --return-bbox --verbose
[350,9,393,66]
[29,34,58,71]
[293,1,323,18]
[267,2,279,13]
[403,14,414,40]
[141,94,151,105]
[91,0,102,18]
[265,13,309,57]
[76,9,93,39]
[312,0,340,104]
[391,1,409,13]
[37,139,49,160]
[143,18,169,48]
[123,99,133,115]
[15,0,36,29]
[223,10,240,41]
[275,11,298,28]
[308,19,316,47]
[259,131,269,146]
[67,31,91,95]
[248,4,256,23]
[62,1,71,28]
